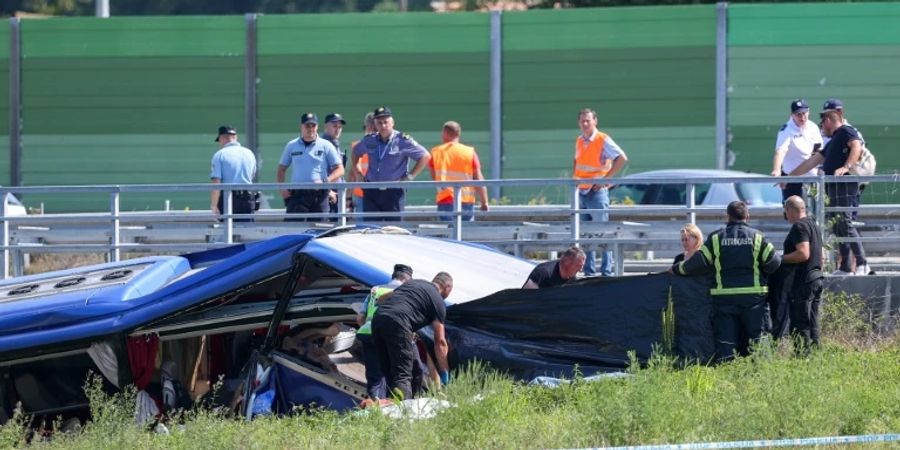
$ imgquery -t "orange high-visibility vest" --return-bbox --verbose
[430,142,476,204]
[350,140,368,197]
[574,132,613,189]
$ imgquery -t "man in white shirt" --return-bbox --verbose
[771,99,823,201]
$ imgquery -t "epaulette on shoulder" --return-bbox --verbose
[402,133,411,140]
[779,124,787,131]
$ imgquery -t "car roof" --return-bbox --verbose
[624,169,767,179]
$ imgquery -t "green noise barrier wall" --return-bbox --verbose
[5,4,899,212]
[727,2,900,203]
[255,12,490,208]
[500,6,716,204]
[19,16,245,212]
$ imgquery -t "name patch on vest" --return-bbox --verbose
[721,238,753,246]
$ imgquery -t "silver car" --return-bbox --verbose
[610,169,783,206]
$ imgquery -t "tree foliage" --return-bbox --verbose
[1,0,868,17]
[2,0,435,16]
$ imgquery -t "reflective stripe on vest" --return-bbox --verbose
[356,285,394,335]
[709,233,768,296]
[351,140,368,198]
[431,142,476,204]
[574,132,613,190]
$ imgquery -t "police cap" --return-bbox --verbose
[325,113,346,124]
[393,264,413,276]
[215,125,237,142]
[300,113,318,125]
[373,106,392,118]
[822,98,843,112]
[790,99,809,114]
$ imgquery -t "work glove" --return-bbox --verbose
[439,371,450,386]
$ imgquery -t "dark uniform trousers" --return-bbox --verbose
[826,182,867,272]
[780,170,804,202]
[355,333,387,399]
[768,265,823,352]
[371,314,417,400]
[712,294,767,362]
[767,264,796,339]
[362,188,405,222]
[217,190,256,223]
[788,276,824,351]
[285,189,329,222]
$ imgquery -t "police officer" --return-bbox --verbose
[210,125,257,222]
[276,113,344,221]
[355,263,413,399]
[789,109,869,276]
[322,113,347,218]
[672,201,781,362]
[780,196,824,353]
[349,106,431,221]
[372,272,452,400]
[771,99,822,201]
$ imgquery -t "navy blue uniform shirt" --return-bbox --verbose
[820,125,861,175]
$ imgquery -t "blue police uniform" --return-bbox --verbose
[819,124,868,273]
[210,141,257,221]
[352,130,427,220]
[278,136,342,221]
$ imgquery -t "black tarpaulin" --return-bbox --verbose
[444,273,715,380]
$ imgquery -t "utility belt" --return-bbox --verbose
[289,189,327,197]
[231,190,254,199]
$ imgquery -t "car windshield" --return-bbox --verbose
[738,182,782,206]
[611,183,710,205]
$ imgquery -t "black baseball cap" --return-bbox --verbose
[790,99,809,114]
[215,125,237,142]
[373,106,392,118]
[393,264,413,277]
[822,98,844,111]
[300,112,318,125]
[325,113,346,124]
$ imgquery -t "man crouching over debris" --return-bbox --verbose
[372,272,453,400]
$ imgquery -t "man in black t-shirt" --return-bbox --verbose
[371,272,452,400]
[789,109,868,275]
[522,246,586,289]
[780,196,825,351]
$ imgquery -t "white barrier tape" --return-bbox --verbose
[574,433,900,450]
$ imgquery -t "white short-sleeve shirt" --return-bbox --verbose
[775,118,823,175]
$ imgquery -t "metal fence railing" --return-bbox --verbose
[1,174,898,279]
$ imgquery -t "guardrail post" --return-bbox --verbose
[1,194,8,279]
[816,174,826,229]
[454,186,463,241]
[614,242,623,276]
[571,182,580,247]
[109,191,120,262]
[338,187,348,227]
[686,183,696,225]
[224,189,234,244]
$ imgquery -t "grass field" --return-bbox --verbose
[1,294,898,450]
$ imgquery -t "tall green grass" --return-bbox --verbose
[2,293,899,449]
